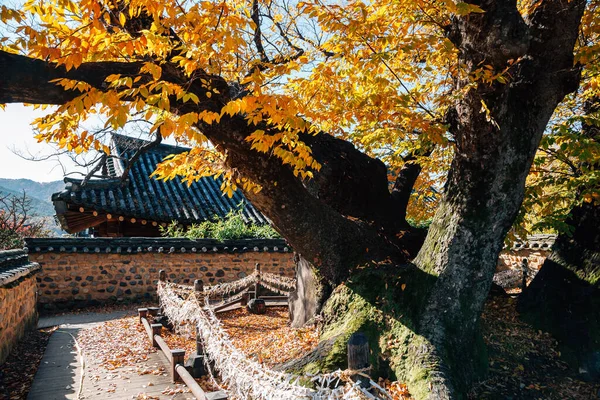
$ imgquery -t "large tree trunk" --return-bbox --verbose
[289,1,586,398]
[0,0,587,398]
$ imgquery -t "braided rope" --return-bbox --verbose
[157,281,392,400]
[261,272,297,291]
[260,280,292,296]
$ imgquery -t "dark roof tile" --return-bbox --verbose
[52,134,268,225]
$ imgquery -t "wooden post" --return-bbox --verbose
[171,349,186,383]
[254,263,261,299]
[151,323,162,348]
[196,325,203,355]
[138,308,148,324]
[520,258,528,291]
[194,279,204,293]
[241,292,249,306]
[148,307,160,317]
[347,332,370,387]
[159,269,166,282]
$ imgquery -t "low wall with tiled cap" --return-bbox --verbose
[496,234,556,273]
[0,249,40,364]
[25,238,295,312]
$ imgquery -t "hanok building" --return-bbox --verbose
[52,134,267,237]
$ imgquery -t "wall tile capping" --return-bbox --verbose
[24,234,557,311]
[0,249,40,364]
[25,238,295,311]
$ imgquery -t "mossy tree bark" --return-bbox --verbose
[0,0,587,397]
[289,1,587,398]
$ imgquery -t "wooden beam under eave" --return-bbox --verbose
[60,211,108,234]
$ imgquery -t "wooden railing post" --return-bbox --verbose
[194,279,204,293]
[138,308,148,324]
[520,258,529,291]
[254,263,261,299]
[171,349,186,383]
[195,325,203,356]
[159,269,166,282]
[151,323,162,348]
[184,324,206,378]
[241,292,249,306]
[348,332,370,388]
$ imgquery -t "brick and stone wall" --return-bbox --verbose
[0,250,40,364]
[25,238,294,311]
[496,234,556,272]
[493,234,556,291]
[497,248,549,272]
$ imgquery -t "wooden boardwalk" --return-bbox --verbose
[28,313,194,400]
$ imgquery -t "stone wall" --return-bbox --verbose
[0,250,40,364]
[497,249,549,272]
[496,234,556,272]
[23,234,557,312]
[25,238,294,311]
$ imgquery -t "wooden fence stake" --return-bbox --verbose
[348,332,370,388]
[138,308,148,324]
[171,349,186,383]
[194,279,204,293]
[159,269,166,282]
[151,323,162,348]
[196,325,203,355]
[241,292,249,306]
[254,263,261,299]
[520,258,529,291]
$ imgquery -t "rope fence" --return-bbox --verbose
[260,272,297,291]
[157,272,393,400]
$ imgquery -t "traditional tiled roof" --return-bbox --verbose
[0,249,40,287]
[52,134,267,230]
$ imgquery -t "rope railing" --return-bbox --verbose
[209,288,251,311]
[169,271,258,298]
[259,280,292,296]
[157,281,392,400]
[203,271,259,297]
[260,271,297,291]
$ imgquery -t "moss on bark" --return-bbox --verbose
[288,264,487,399]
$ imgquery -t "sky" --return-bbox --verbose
[0,104,185,184]
[0,104,82,182]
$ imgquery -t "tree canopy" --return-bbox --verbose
[1,0,598,398]
[1,0,597,231]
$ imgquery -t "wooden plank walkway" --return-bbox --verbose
[79,347,192,399]
[27,328,81,400]
[29,312,195,400]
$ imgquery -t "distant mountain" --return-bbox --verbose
[0,179,65,234]
[0,185,56,216]
[0,179,64,206]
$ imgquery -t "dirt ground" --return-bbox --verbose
[470,294,600,399]
[3,296,599,399]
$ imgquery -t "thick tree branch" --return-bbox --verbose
[0,50,413,282]
[0,50,228,114]
[119,132,163,182]
[299,132,407,229]
[390,148,434,222]
[202,117,408,283]
[0,50,422,238]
